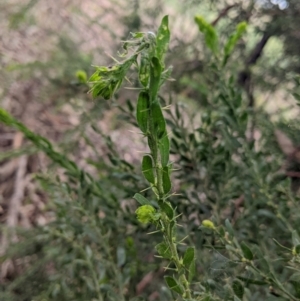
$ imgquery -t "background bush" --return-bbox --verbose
[0,1,300,300]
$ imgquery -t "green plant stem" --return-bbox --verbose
[148,108,164,199]
[146,75,192,300]
[161,214,192,299]
[248,262,298,301]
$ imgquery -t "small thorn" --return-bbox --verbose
[147,230,161,235]
[178,235,189,243]
[124,86,143,90]
[104,52,120,64]
[174,213,183,219]
[140,186,152,193]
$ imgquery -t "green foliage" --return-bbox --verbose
[88,15,195,299]
[1,5,300,301]
[223,22,247,66]
[135,205,156,224]
[194,16,219,55]
[89,58,135,99]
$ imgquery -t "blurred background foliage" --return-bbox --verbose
[0,0,300,300]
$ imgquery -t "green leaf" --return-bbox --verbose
[257,256,271,274]
[194,16,219,55]
[159,202,174,220]
[139,52,150,87]
[126,99,134,112]
[290,273,300,297]
[156,15,170,65]
[237,276,267,285]
[89,59,135,99]
[232,279,244,299]
[160,65,173,86]
[133,193,151,206]
[76,70,87,83]
[292,230,300,247]
[149,57,162,102]
[162,166,171,194]
[117,247,126,267]
[155,242,171,259]
[241,242,254,260]
[136,91,150,133]
[142,155,155,184]
[83,276,95,291]
[151,101,166,139]
[164,276,184,295]
[188,259,196,282]
[293,92,300,102]
[225,219,234,237]
[223,22,247,66]
[183,247,195,268]
[295,244,300,255]
[85,245,93,259]
[159,135,170,167]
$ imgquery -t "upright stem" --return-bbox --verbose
[145,64,192,299]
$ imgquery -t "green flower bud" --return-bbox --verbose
[89,57,135,99]
[135,205,156,224]
[202,219,215,229]
[76,70,87,83]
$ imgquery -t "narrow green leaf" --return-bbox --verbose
[164,276,184,295]
[225,219,234,237]
[139,52,150,87]
[133,193,151,206]
[183,247,195,268]
[159,135,170,167]
[142,155,155,184]
[85,245,92,259]
[292,230,300,247]
[188,259,196,282]
[83,277,95,291]
[149,57,162,102]
[240,242,254,260]
[162,166,171,194]
[175,103,180,119]
[126,99,134,112]
[295,244,300,255]
[156,242,171,259]
[223,22,247,66]
[151,101,166,139]
[232,279,244,299]
[156,15,170,64]
[194,16,219,55]
[237,276,267,286]
[117,247,126,267]
[290,273,300,297]
[293,92,300,102]
[159,202,174,220]
[160,65,173,86]
[136,91,150,134]
[257,256,271,274]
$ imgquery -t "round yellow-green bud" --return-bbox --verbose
[135,205,156,224]
[202,219,216,230]
[75,70,87,83]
